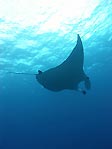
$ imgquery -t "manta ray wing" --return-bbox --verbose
[58,34,84,71]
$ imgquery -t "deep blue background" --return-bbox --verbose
[0,62,112,149]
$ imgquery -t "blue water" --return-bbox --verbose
[0,0,112,149]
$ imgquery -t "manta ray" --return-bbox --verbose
[36,34,91,94]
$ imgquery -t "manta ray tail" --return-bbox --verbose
[7,72,36,75]
[0,70,36,75]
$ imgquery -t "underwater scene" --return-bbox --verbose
[0,0,112,149]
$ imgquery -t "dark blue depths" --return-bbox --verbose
[0,63,112,149]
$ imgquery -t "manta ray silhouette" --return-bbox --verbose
[36,34,91,94]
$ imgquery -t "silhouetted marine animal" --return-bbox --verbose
[36,34,91,94]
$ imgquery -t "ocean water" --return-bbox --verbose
[0,0,112,149]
